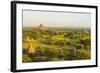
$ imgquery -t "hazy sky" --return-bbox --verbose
[23,10,91,28]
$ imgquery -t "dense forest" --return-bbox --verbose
[22,26,91,63]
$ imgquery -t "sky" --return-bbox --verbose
[23,10,91,28]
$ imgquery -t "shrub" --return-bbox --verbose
[22,54,32,63]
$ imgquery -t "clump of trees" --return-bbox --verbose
[22,46,90,62]
[22,27,91,63]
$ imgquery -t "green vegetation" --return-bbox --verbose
[22,27,91,63]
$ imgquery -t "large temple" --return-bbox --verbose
[38,23,46,31]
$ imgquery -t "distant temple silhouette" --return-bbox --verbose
[38,23,46,31]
